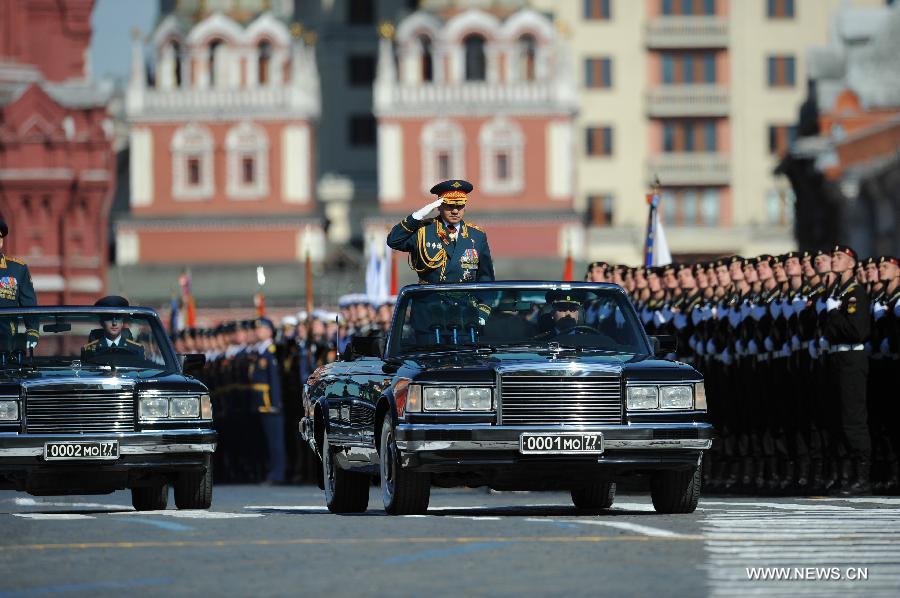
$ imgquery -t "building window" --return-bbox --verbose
[463,34,487,82]
[767,0,795,18]
[767,55,796,87]
[170,41,182,87]
[768,124,798,154]
[662,0,716,15]
[479,117,524,195]
[584,0,611,20]
[421,119,465,193]
[348,55,376,86]
[258,41,272,85]
[347,0,375,25]
[420,36,433,82]
[586,126,613,156]
[584,57,612,88]
[172,124,214,200]
[662,120,718,152]
[519,35,536,82]
[766,188,795,226]
[208,39,224,88]
[588,194,615,227]
[226,122,268,199]
[661,52,717,84]
[661,188,720,226]
[349,114,377,147]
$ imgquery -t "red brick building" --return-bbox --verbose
[0,0,115,304]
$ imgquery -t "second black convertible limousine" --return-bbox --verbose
[300,282,713,515]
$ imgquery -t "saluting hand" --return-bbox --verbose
[412,198,444,221]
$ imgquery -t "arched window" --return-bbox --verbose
[258,40,272,85]
[421,119,465,193]
[171,124,214,200]
[463,34,486,81]
[208,39,223,87]
[479,117,524,195]
[419,36,433,82]
[518,34,536,82]
[226,122,269,199]
[171,41,182,86]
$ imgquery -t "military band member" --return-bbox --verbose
[0,218,39,351]
[387,180,495,284]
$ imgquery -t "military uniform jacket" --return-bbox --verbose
[249,340,282,414]
[0,254,39,340]
[387,215,495,283]
[82,335,145,359]
[822,278,870,345]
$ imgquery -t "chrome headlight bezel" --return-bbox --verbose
[416,385,495,413]
[457,387,493,411]
[0,398,20,421]
[626,386,659,410]
[423,387,457,411]
[625,383,699,411]
[139,392,211,422]
[659,385,693,409]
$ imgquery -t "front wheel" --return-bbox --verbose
[131,482,168,511]
[650,461,702,514]
[380,417,430,515]
[174,457,213,509]
[323,432,369,514]
[571,481,616,510]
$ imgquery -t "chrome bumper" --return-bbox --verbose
[396,438,712,452]
[0,430,217,458]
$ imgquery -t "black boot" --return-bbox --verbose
[764,457,781,494]
[841,461,872,496]
[885,462,899,496]
[821,460,839,494]
[837,459,853,492]
[809,460,825,494]
[740,457,755,494]
[722,460,740,493]
[779,460,796,495]
[794,460,811,496]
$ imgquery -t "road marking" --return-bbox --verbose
[527,517,685,538]
[115,510,264,519]
[12,513,95,520]
[701,501,857,511]
[12,497,132,510]
[123,517,193,531]
[0,577,173,597]
[383,541,509,564]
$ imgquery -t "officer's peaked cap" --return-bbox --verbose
[94,295,130,308]
[430,180,473,206]
[0,218,7,238]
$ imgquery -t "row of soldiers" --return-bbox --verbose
[173,295,394,484]
[586,245,899,496]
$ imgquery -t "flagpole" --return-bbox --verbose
[644,176,661,268]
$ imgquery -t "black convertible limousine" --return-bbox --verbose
[301,282,713,515]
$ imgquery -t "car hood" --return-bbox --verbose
[399,351,699,384]
[0,368,203,388]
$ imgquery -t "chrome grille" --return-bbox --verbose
[25,385,135,434]
[499,374,623,426]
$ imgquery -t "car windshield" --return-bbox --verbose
[389,285,647,356]
[0,311,176,376]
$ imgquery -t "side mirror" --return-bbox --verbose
[349,334,386,359]
[179,353,206,375]
[649,335,676,357]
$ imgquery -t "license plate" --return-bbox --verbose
[519,433,604,455]
[43,441,119,461]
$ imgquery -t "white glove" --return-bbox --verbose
[653,310,667,326]
[763,337,774,352]
[26,339,38,350]
[792,297,807,313]
[412,198,444,220]
[791,335,801,351]
[873,302,887,320]
[748,339,759,355]
[808,342,819,359]
[825,297,841,312]
[818,337,830,351]
[881,337,890,354]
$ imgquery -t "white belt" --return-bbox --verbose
[832,343,865,352]
[772,349,791,359]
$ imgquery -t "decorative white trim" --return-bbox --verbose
[420,118,465,194]
[68,275,103,293]
[479,117,524,195]
[396,11,443,45]
[378,123,404,203]
[116,230,140,265]
[31,274,66,292]
[547,121,574,200]
[244,12,292,47]
[442,9,502,44]
[499,9,555,43]
[226,121,269,200]
[282,125,310,203]
[186,12,244,47]
[171,123,214,200]
[150,14,185,49]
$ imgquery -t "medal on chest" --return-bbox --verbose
[0,277,18,301]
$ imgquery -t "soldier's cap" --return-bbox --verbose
[691,263,706,275]
[782,251,800,261]
[545,289,583,310]
[240,319,255,330]
[726,255,744,267]
[255,317,276,333]
[281,315,298,327]
[223,321,237,333]
[674,263,691,274]
[0,218,7,238]
[801,250,813,260]
[662,263,677,273]
[756,254,774,267]
[94,295,130,308]
[647,266,664,277]
[813,249,828,258]
[832,244,858,261]
[863,256,876,267]
[430,179,473,206]
[743,257,760,268]
[337,294,354,308]
[296,310,308,322]
[879,256,899,266]
[770,254,784,267]
[586,261,609,274]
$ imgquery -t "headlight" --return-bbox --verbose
[626,386,659,410]
[200,394,213,419]
[0,400,19,421]
[660,385,694,409]
[457,388,492,411]
[139,397,169,419]
[170,397,200,418]
[423,387,457,411]
[694,383,707,411]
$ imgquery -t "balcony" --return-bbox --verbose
[646,85,729,117]
[374,82,578,116]
[646,16,729,49]
[646,152,730,186]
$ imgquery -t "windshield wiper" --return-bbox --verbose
[399,343,486,355]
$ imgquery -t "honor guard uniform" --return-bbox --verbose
[387,180,495,283]
[250,317,287,484]
[0,219,39,351]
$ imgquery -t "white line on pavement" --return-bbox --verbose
[13,513,95,520]
[13,497,133,510]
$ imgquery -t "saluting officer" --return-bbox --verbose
[387,180,495,283]
[0,218,39,351]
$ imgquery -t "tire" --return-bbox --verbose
[323,432,370,514]
[651,462,702,514]
[380,417,430,515]
[174,457,213,510]
[571,481,616,510]
[131,482,169,511]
